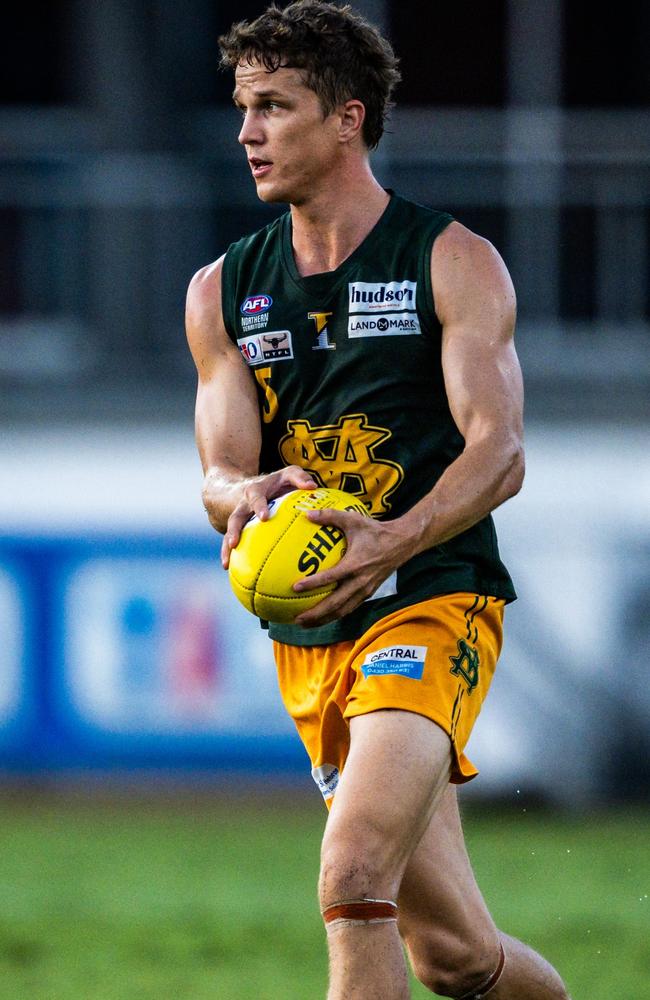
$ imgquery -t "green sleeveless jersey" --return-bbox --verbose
[222,192,516,646]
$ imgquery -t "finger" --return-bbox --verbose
[293,564,346,593]
[249,494,271,521]
[304,507,357,530]
[225,503,254,552]
[296,567,365,619]
[282,467,319,491]
[264,467,317,507]
[221,533,232,569]
[275,465,318,496]
[295,570,383,625]
[305,588,371,626]
[294,581,356,627]
[222,526,240,565]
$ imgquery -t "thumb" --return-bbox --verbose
[293,470,318,488]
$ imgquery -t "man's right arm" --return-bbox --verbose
[185,256,316,566]
[186,256,263,532]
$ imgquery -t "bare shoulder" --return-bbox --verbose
[431,221,516,334]
[186,255,226,334]
[185,254,235,377]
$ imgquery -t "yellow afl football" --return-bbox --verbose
[228,487,370,623]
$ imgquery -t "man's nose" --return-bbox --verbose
[238,111,263,146]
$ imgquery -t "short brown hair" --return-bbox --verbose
[219,1,401,149]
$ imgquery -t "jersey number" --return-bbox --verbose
[254,367,278,423]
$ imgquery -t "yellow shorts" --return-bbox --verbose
[273,593,505,803]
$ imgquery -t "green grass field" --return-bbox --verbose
[0,791,648,999]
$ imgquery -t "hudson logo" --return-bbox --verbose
[240,293,273,315]
[348,281,417,314]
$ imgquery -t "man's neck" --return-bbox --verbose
[289,167,390,277]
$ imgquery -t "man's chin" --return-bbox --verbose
[254,180,290,205]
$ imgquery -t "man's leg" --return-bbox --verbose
[319,709,453,1000]
[399,785,570,998]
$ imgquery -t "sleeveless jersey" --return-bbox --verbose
[221,192,516,646]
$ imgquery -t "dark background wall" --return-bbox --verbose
[0,0,648,423]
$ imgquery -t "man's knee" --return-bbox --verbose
[318,825,401,907]
[406,927,502,998]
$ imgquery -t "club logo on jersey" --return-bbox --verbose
[240,293,273,315]
[308,311,336,351]
[237,330,293,365]
[360,645,427,680]
[278,413,404,515]
[347,281,420,337]
[449,639,480,694]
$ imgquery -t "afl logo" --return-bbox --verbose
[240,293,273,316]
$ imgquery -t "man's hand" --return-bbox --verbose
[216,465,318,569]
[292,507,411,627]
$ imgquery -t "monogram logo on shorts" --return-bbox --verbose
[449,639,480,694]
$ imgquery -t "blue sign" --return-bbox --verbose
[0,558,36,757]
[0,535,306,775]
[58,552,289,738]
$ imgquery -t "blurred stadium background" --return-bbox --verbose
[1,2,649,998]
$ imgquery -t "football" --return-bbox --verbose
[228,487,370,623]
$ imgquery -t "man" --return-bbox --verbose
[186,2,571,997]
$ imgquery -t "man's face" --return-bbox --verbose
[233,60,342,204]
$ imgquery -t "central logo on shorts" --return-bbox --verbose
[360,645,427,680]
[449,639,480,693]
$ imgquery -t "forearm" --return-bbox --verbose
[393,430,524,560]
[194,374,262,534]
[201,463,264,534]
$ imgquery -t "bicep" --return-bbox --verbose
[441,326,523,445]
[433,223,523,443]
[194,356,261,475]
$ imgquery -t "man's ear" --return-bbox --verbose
[338,99,366,144]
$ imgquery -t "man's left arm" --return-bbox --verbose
[294,222,524,626]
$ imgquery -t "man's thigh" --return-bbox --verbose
[320,710,454,899]
[398,784,499,960]
[274,593,505,806]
